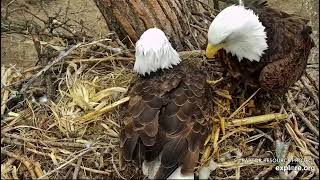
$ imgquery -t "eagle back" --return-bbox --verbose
[119,62,213,179]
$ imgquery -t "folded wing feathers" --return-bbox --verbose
[120,64,213,178]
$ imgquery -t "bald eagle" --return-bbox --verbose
[119,28,213,179]
[206,0,315,94]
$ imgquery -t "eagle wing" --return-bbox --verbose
[251,1,315,93]
[218,0,315,93]
[258,18,314,93]
[120,64,213,179]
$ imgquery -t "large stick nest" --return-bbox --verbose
[1,0,319,179]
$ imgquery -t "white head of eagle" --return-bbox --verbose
[206,5,268,62]
[134,28,181,75]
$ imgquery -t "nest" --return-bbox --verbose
[1,34,319,179]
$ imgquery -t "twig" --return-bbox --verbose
[64,167,73,179]
[38,147,94,179]
[1,113,25,134]
[305,72,319,91]
[218,127,255,144]
[14,144,111,175]
[255,129,274,142]
[21,8,47,24]
[79,38,111,47]
[111,154,126,179]
[19,43,81,94]
[284,123,317,159]
[207,77,224,86]
[3,0,18,19]
[189,12,207,29]
[307,64,319,69]
[300,77,319,109]
[1,148,37,179]
[2,133,88,148]
[40,1,50,19]
[34,162,46,178]
[302,104,317,112]
[305,138,319,146]
[59,157,110,175]
[72,157,82,180]
[70,57,133,64]
[235,166,240,179]
[190,23,208,33]
[307,110,319,122]
[75,96,130,124]
[292,118,319,157]
[186,11,202,51]
[213,126,220,155]
[194,0,211,12]
[245,134,264,143]
[286,93,319,137]
[63,0,71,22]
[227,113,288,127]
[1,158,16,179]
[1,67,13,115]
[114,35,127,49]
[228,88,260,119]
[252,138,266,156]
[12,165,19,179]
[30,26,56,99]
[304,133,318,142]
[254,165,275,179]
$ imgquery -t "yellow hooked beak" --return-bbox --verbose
[206,43,224,59]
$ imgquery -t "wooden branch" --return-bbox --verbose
[20,43,81,94]
[2,133,88,148]
[300,76,319,109]
[38,147,94,179]
[72,157,82,180]
[228,113,288,127]
[286,93,319,137]
[305,72,319,91]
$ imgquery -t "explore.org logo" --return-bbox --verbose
[275,165,315,172]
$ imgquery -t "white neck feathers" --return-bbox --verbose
[208,5,268,62]
[134,28,181,75]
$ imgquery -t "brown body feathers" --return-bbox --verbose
[119,62,213,179]
[217,0,315,94]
